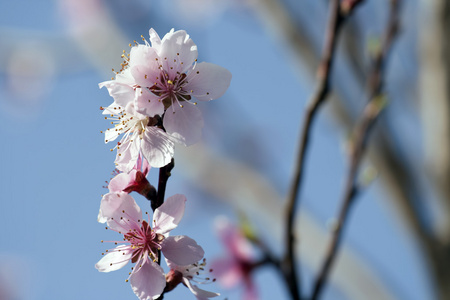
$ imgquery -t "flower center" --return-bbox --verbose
[149,71,191,109]
[125,220,164,263]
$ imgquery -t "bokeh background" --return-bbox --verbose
[0,0,446,299]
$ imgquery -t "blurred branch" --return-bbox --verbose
[419,1,450,299]
[254,0,432,287]
[177,143,397,300]
[311,2,400,298]
[283,1,362,298]
[419,0,450,240]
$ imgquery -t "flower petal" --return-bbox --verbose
[99,81,135,107]
[115,137,140,173]
[153,194,186,235]
[157,29,198,77]
[161,235,204,266]
[215,216,254,260]
[129,44,159,71]
[186,62,231,101]
[99,192,142,232]
[211,257,242,288]
[130,258,166,300]
[183,278,220,299]
[95,245,133,272]
[108,170,138,193]
[164,102,203,146]
[135,87,165,117]
[140,127,175,168]
[149,28,162,52]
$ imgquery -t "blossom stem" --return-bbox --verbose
[283,0,363,298]
[151,158,175,211]
[311,1,400,299]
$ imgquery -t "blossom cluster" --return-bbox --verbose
[96,28,231,300]
[100,28,231,171]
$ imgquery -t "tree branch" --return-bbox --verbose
[311,1,400,299]
[283,1,362,298]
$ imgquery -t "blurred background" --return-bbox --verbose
[1,0,448,299]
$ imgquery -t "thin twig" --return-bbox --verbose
[311,1,400,299]
[283,1,361,298]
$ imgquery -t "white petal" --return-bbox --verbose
[158,29,198,78]
[186,62,231,101]
[183,278,220,299]
[153,194,186,235]
[99,192,142,232]
[130,259,166,300]
[161,235,204,266]
[140,127,175,168]
[98,83,130,106]
[135,87,165,117]
[149,28,162,52]
[95,245,133,272]
[115,137,140,173]
[99,81,135,107]
[164,102,203,146]
[104,125,122,143]
[129,44,159,71]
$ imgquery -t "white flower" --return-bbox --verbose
[100,28,232,146]
[100,100,174,171]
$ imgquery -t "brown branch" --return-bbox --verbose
[283,1,363,299]
[311,1,400,299]
[151,158,175,212]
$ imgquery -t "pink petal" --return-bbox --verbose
[108,170,137,193]
[95,245,133,272]
[99,192,142,232]
[130,259,166,300]
[141,156,150,175]
[211,257,243,288]
[186,62,231,101]
[161,235,204,266]
[243,281,258,300]
[163,102,203,146]
[215,217,254,260]
[135,87,165,117]
[140,127,175,168]
[182,278,220,299]
[153,194,186,235]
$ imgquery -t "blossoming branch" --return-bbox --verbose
[96,28,231,300]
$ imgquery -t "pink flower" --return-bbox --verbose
[108,154,154,197]
[211,217,257,300]
[100,100,174,171]
[100,28,232,146]
[165,258,219,300]
[96,193,204,300]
